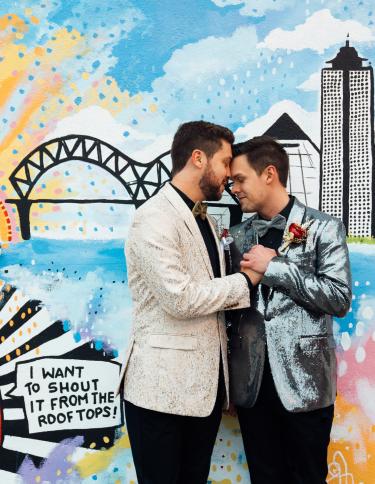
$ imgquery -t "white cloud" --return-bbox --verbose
[257,9,375,53]
[5,265,102,325]
[46,106,173,162]
[145,26,262,123]
[4,264,133,349]
[157,26,258,82]
[211,0,294,17]
[297,71,321,92]
[100,25,263,143]
[234,99,320,146]
[48,106,130,151]
[357,379,375,423]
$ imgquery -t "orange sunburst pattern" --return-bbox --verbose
[0,199,12,244]
[0,9,148,241]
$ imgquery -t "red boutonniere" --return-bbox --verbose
[280,220,313,251]
[220,228,233,250]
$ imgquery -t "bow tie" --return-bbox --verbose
[192,201,207,220]
[252,214,287,238]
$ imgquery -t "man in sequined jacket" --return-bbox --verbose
[226,136,352,484]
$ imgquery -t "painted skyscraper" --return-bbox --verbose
[320,38,375,236]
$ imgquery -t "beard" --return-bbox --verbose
[199,164,225,201]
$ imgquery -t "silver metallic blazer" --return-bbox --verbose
[227,198,352,412]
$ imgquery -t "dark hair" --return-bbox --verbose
[171,121,234,177]
[233,135,289,187]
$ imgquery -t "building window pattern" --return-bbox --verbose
[321,69,344,218]
[348,70,372,236]
[281,141,320,209]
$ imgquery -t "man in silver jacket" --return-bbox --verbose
[227,136,352,484]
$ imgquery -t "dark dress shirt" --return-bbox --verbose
[171,184,253,293]
[171,184,221,278]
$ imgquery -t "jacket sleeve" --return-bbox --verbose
[261,219,352,317]
[126,206,250,320]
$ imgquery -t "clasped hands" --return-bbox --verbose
[240,245,277,286]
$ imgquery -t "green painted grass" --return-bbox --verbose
[347,236,375,244]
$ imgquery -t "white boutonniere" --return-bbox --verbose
[220,228,234,251]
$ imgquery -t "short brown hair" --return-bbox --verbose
[233,135,289,187]
[171,121,234,177]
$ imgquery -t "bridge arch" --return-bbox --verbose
[8,134,171,201]
[6,135,171,239]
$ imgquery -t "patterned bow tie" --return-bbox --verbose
[252,214,287,238]
[192,201,207,220]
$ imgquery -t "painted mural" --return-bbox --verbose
[0,1,375,483]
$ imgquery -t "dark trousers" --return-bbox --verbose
[237,355,334,484]
[124,364,225,484]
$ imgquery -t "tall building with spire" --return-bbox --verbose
[320,38,375,236]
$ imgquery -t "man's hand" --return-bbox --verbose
[240,245,277,274]
[241,267,263,285]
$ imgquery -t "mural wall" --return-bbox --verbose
[0,1,375,482]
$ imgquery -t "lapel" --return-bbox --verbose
[207,215,225,277]
[162,183,214,278]
[277,197,307,257]
[239,217,258,252]
[259,197,307,304]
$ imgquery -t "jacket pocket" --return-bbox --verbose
[299,334,336,352]
[148,334,197,350]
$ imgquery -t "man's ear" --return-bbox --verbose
[191,149,205,169]
[264,165,277,184]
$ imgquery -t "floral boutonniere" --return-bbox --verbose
[280,219,314,252]
[220,228,234,251]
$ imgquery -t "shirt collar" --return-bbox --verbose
[259,195,295,221]
[280,195,294,220]
[170,183,195,210]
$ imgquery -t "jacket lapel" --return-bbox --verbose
[264,198,306,302]
[207,215,225,276]
[237,217,258,253]
[162,183,214,278]
[278,197,306,257]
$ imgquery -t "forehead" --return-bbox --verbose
[213,139,232,158]
[231,154,255,175]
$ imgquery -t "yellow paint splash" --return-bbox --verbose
[328,394,375,482]
[0,10,154,241]
[75,432,131,478]
[208,480,232,484]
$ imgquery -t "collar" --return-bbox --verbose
[259,195,295,221]
[170,183,196,211]
[280,195,294,219]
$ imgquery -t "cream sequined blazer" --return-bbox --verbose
[119,182,250,417]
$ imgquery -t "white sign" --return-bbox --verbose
[8,358,122,433]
